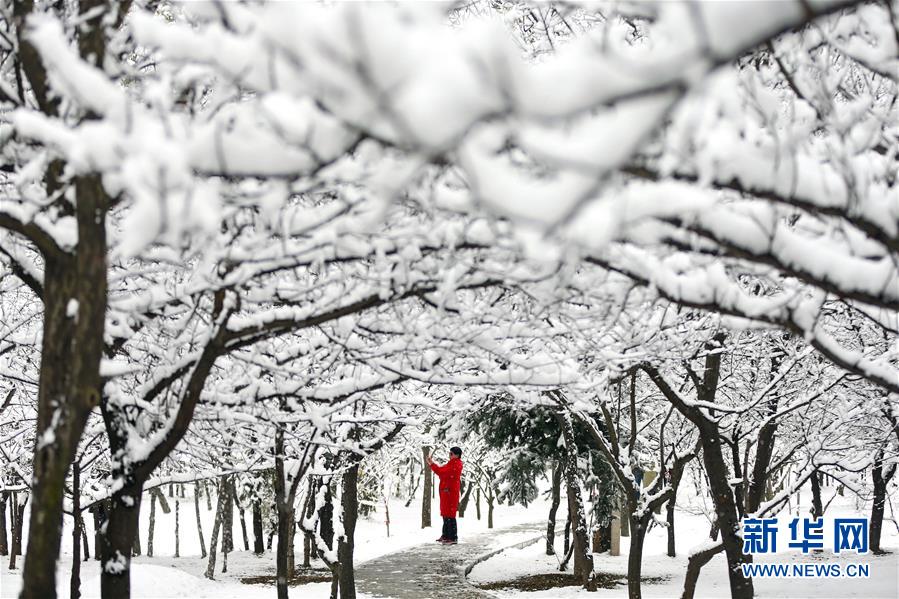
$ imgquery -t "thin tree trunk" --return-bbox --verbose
[487,494,494,529]
[556,412,594,590]
[274,429,290,599]
[475,487,481,520]
[421,446,432,528]
[147,490,156,557]
[252,499,264,554]
[871,457,895,554]
[71,461,82,599]
[666,498,676,558]
[132,516,142,556]
[0,492,7,556]
[195,482,207,558]
[174,497,180,557]
[9,493,27,570]
[222,479,234,570]
[666,477,681,557]
[287,506,296,578]
[338,464,359,599]
[92,503,105,561]
[546,461,562,555]
[81,519,90,560]
[234,491,250,551]
[457,483,473,518]
[810,469,823,520]
[204,478,226,579]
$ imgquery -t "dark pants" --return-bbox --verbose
[442,517,457,541]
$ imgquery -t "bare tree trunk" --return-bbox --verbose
[274,429,290,599]
[81,520,90,560]
[92,502,105,561]
[810,469,823,520]
[0,492,7,556]
[222,479,234,573]
[871,456,895,554]
[234,491,250,551]
[9,493,27,570]
[132,515,142,556]
[252,499,264,554]
[195,482,207,558]
[457,483,473,518]
[287,507,296,578]
[556,412,595,590]
[666,499,676,558]
[475,488,481,520]
[21,170,110,599]
[147,490,156,557]
[546,461,562,555]
[421,446,432,528]
[666,475,681,557]
[70,461,82,599]
[222,478,233,573]
[487,493,495,529]
[627,514,648,599]
[204,478,226,579]
[338,464,359,599]
[99,485,144,599]
[680,543,725,599]
[174,498,180,557]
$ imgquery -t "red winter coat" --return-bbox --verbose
[430,457,463,517]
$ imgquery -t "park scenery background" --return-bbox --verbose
[0,1,898,599]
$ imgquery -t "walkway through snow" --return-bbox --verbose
[355,522,547,599]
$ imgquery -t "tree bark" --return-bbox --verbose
[556,413,594,590]
[222,479,234,567]
[338,464,359,599]
[81,519,90,560]
[274,429,290,599]
[421,446,432,528]
[99,484,144,599]
[21,163,109,599]
[810,469,823,520]
[457,483,473,518]
[475,488,481,520]
[487,491,495,529]
[71,461,82,599]
[147,491,156,557]
[174,498,180,558]
[204,478,226,579]
[252,499,264,554]
[666,497,676,558]
[627,515,647,599]
[546,461,562,555]
[680,542,725,599]
[871,456,895,554]
[0,492,7,556]
[234,491,250,551]
[9,493,27,570]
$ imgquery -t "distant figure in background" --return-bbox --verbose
[427,446,464,544]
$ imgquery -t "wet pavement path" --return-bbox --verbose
[355,522,546,599]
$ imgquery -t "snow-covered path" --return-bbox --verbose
[356,522,546,599]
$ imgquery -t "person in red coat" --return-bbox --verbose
[428,446,463,544]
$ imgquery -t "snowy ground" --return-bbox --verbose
[0,487,548,598]
[2,483,896,598]
[469,494,899,599]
